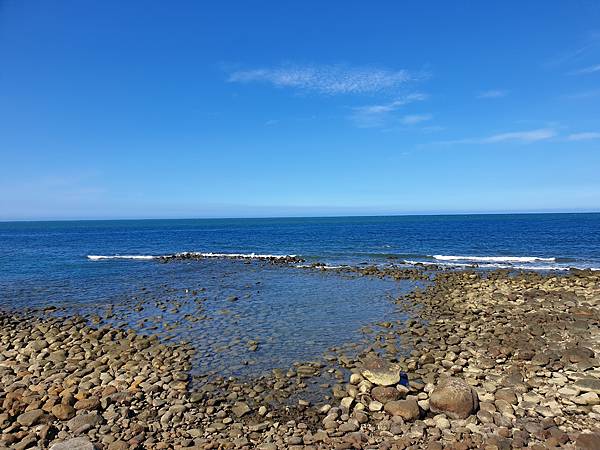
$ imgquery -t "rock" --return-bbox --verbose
[575,378,600,394]
[494,388,517,405]
[52,404,76,420]
[360,357,402,386]
[576,432,600,450]
[49,437,96,450]
[231,401,251,417]
[429,377,478,419]
[74,397,100,411]
[384,399,420,420]
[17,409,47,427]
[368,400,383,411]
[67,412,102,433]
[372,386,404,403]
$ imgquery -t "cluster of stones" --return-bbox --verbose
[0,313,198,449]
[305,264,431,281]
[1,268,600,449]
[157,254,305,265]
[315,269,600,449]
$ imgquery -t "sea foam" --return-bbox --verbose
[432,255,555,263]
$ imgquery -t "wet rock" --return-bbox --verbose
[360,357,401,386]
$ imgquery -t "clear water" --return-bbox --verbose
[1,213,599,375]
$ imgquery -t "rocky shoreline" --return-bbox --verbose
[1,268,599,449]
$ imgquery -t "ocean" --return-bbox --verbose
[1,213,599,376]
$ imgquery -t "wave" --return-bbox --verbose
[403,259,599,271]
[432,255,556,263]
[87,255,155,261]
[87,252,301,262]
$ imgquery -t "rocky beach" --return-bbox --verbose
[1,267,599,449]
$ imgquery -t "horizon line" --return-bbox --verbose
[2,209,599,223]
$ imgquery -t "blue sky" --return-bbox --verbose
[1,1,599,220]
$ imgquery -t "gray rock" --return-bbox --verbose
[360,357,401,386]
[49,437,97,450]
[67,412,102,433]
[17,409,47,427]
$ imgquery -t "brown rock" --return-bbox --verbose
[372,386,404,403]
[52,404,76,420]
[576,432,600,450]
[383,399,420,421]
[429,377,478,419]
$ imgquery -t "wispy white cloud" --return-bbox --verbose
[400,113,433,125]
[350,93,428,127]
[438,128,557,145]
[546,32,600,68]
[477,89,509,99]
[566,132,600,141]
[571,64,600,75]
[228,63,419,95]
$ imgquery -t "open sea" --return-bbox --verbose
[1,213,599,376]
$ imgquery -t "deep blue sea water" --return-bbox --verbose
[0,213,599,376]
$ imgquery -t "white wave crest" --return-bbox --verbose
[171,252,297,260]
[433,255,555,263]
[87,252,297,261]
[87,255,155,261]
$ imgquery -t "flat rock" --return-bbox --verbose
[360,357,401,386]
[231,401,251,417]
[575,378,600,394]
[17,409,47,427]
[49,437,96,450]
[67,412,102,433]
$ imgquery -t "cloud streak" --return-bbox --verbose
[566,132,600,141]
[438,128,557,145]
[477,89,508,99]
[350,93,428,127]
[400,113,433,125]
[571,64,600,75]
[228,63,418,95]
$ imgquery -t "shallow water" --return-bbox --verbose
[2,257,415,377]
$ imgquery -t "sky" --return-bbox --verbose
[1,1,600,220]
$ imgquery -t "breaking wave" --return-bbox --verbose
[432,255,556,263]
[87,252,301,262]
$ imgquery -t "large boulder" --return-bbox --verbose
[429,377,479,419]
[360,357,401,386]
